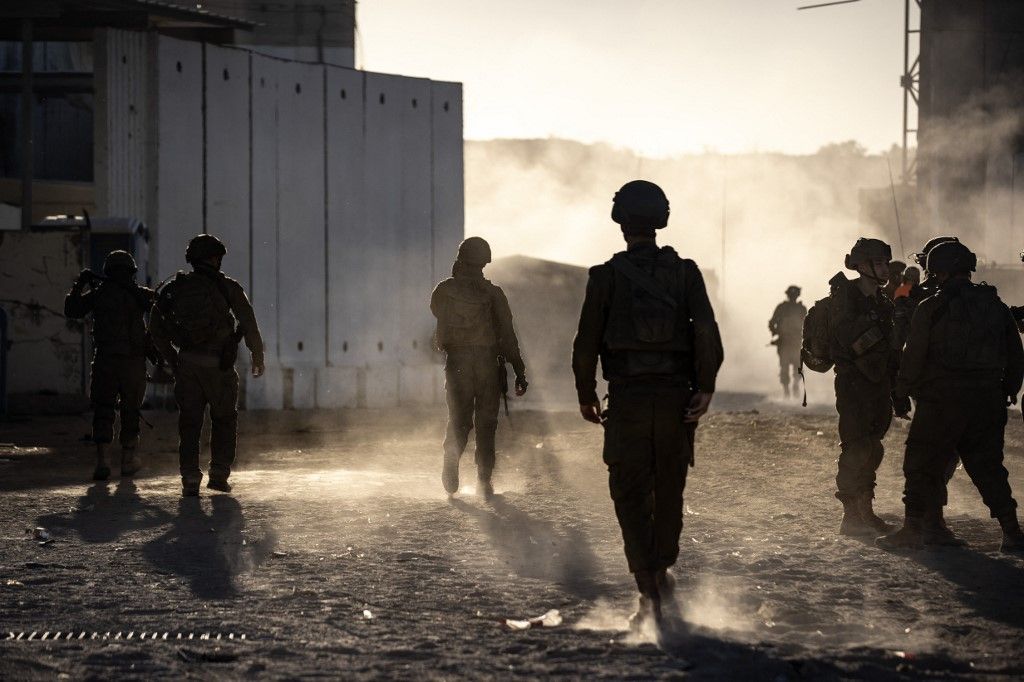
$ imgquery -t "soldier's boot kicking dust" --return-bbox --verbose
[477,471,494,501]
[441,454,460,496]
[655,568,678,610]
[628,570,663,632]
[120,440,142,477]
[856,494,894,533]
[182,476,201,497]
[93,443,111,481]
[876,515,924,550]
[838,498,876,537]
[921,507,966,547]
[997,513,1024,553]
[207,477,232,493]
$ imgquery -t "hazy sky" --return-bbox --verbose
[358,0,914,156]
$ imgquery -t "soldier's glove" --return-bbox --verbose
[514,376,528,396]
[580,401,602,424]
[892,393,912,419]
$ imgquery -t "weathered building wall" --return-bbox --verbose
[0,231,84,413]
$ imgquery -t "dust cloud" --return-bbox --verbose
[467,138,901,398]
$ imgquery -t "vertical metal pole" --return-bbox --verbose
[20,18,33,230]
[901,0,909,184]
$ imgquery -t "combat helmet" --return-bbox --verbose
[611,180,670,230]
[456,237,492,266]
[185,234,227,264]
[913,235,959,268]
[102,250,137,276]
[844,238,892,270]
[926,241,976,275]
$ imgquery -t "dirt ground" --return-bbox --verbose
[1,398,1023,680]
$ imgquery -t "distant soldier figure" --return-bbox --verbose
[149,235,264,497]
[802,238,898,537]
[572,180,723,629]
[892,266,920,301]
[884,260,907,301]
[768,285,806,399]
[431,237,528,500]
[879,241,1024,552]
[64,250,154,481]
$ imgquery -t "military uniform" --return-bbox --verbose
[822,271,898,509]
[768,296,806,397]
[572,242,723,576]
[431,250,526,493]
[896,279,1023,524]
[64,258,154,479]
[149,244,263,493]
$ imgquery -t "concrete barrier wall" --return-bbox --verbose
[141,38,463,409]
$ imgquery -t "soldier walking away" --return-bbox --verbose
[768,286,806,399]
[431,237,528,500]
[64,251,154,481]
[149,235,265,497]
[572,180,723,630]
[801,238,898,537]
[879,241,1024,552]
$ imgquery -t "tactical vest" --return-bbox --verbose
[602,247,694,377]
[91,283,149,356]
[931,283,1006,373]
[156,271,234,350]
[435,279,498,349]
[826,273,894,382]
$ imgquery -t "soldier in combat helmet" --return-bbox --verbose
[572,180,723,629]
[431,237,528,500]
[801,238,899,537]
[149,235,264,497]
[768,285,807,399]
[879,241,1024,552]
[64,250,155,481]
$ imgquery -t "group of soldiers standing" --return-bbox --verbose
[64,180,1024,634]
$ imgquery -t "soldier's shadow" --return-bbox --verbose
[910,518,1024,629]
[451,495,604,599]
[142,495,247,600]
[37,480,173,545]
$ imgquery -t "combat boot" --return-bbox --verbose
[182,477,201,497]
[876,515,924,550]
[477,472,494,501]
[207,478,232,493]
[120,441,142,477]
[441,454,459,496]
[92,443,111,481]
[838,498,875,537]
[921,507,966,547]
[997,513,1024,553]
[856,494,894,533]
[627,570,662,632]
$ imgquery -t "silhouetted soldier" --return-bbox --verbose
[64,250,154,481]
[572,180,723,629]
[879,241,1024,552]
[893,236,961,350]
[768,285,806,399]
[149,235,264,497]
[802,238,898,537]
[431,237,528,500]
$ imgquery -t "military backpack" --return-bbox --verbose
[155,271,234,350]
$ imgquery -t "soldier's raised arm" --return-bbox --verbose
[64,272,96,319]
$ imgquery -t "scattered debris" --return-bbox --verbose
[505,609,562,631]
[29,527,50,541]
[177,647,240,663]
[363,610,374,620]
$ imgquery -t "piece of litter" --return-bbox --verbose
[272,551,286,558]
[904,627,911,634]
[504,609,562,630]
[815,431,824,436]
[894,651,914,660]
[535,443,543,449]
[30,528,50,541]
[362,610,373,620]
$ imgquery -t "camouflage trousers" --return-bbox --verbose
[834,371,893,501]
[903,390,1016,518]
[603,381,694,574]
[174,354,239,483]
[90,354,147,446]
[443,348,501,479]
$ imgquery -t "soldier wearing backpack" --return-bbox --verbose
[430,236,528,500]
[65,250,155,481]
[878,241,1024,552]
[149,234,265,497]
[768,285,807,399]
[801,238,899,537]
[572,180,723,630]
